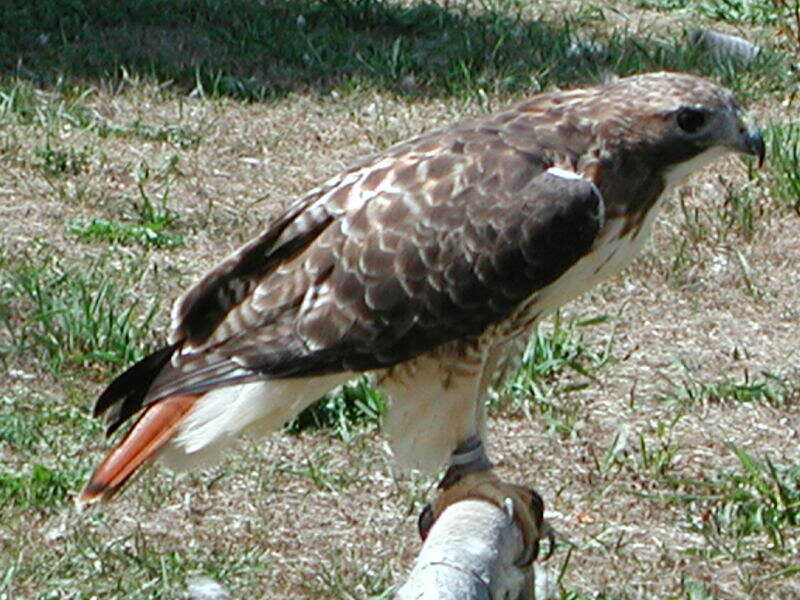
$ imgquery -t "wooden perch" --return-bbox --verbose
[395,498,532,600]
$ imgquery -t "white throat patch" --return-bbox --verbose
[663,146,730,190]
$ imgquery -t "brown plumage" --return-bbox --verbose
[78,72,764,508]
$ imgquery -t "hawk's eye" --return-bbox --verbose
[676,108,707,134]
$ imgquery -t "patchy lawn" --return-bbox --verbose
[1,0,798,598]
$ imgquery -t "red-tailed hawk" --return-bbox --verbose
[78,72,764,561]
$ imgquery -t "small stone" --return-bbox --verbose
[401,75,417,91]
[690,29,760,64]
[362,102,378,117]
[186,576,230,600]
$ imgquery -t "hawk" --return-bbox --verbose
[78,72,764,562]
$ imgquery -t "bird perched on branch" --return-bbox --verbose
[78,71,764,563]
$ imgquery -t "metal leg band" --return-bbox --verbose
[439,436,492,489]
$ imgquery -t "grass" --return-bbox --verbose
[661,128,797,291]
[657,369,798,406]
[636,0,784,25]
[288,378,387,441]
[3,530,273,600]
[0,464,84,510]
[68,182,185,249]
[118,121,201,150]
[0,0,798,598]
[0,0,791,103]
[68,216,184,249]
[672,446,800,558]
[516,313,617,385]
[0,252,160,375]
[498,312,618,437]
[765,123,800,211]
[0,391,100,455]
[307,549,395,600]
[34,143,90,177]
[601,415,686,480]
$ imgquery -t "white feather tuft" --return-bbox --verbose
[545,166,586,181]
[382,361,485,474]
[663,145,730,190]
[159,373,353,470]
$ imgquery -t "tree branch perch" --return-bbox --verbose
[395,499,532,600]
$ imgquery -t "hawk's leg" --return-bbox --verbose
[417,436,552,566]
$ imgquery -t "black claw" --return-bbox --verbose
[515,538,539,567]
[418,502,434,540]
[514,485,554,567]
[541,523,556,561]
[527,486,557,561]
[438,463,466,489]
[528,488,544,525]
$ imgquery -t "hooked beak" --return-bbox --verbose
[744,127,766,168]
[734,118,765,167]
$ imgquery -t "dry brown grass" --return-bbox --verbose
[1,1,799,599]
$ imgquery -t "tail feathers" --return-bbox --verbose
[78,393,199,506]
[94,343,180,436]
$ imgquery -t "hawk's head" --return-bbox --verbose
[547,72,765,216]
[586,71,764,172]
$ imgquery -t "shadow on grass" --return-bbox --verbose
[0,0,780,101]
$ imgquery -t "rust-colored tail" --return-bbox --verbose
[77,394,199,506]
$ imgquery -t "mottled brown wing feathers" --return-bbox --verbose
[95,119,602,430]
[170,198,335,348]
[204,164,602,377]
